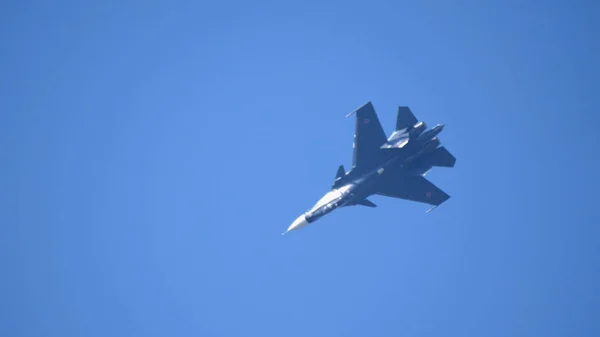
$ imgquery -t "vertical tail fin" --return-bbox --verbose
[396,106,418,131]
[349,102,388,171]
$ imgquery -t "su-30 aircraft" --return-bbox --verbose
[283,101,456,235]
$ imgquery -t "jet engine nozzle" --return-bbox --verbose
[422,137,441,153]
[409,121,427,137]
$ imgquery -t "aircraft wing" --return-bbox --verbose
[348,102,387,171]
[395,106,418,131]
[375,171,450,206]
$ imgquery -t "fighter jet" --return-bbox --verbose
[283,101,456,234]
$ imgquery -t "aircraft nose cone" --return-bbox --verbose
[283,215,309,235]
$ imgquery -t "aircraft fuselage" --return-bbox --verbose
[283,102,455,235]
[287,156,402,232]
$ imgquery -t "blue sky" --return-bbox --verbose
[2,0,599,336]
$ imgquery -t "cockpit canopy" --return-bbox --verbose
[309,184,353,212]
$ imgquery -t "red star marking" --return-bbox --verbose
[425,191,432,198]
[364,118,370,123]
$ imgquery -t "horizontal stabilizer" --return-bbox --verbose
[428,147,456,168]
[355,199,377,207]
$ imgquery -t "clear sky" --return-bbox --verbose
[2,0,599,336]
